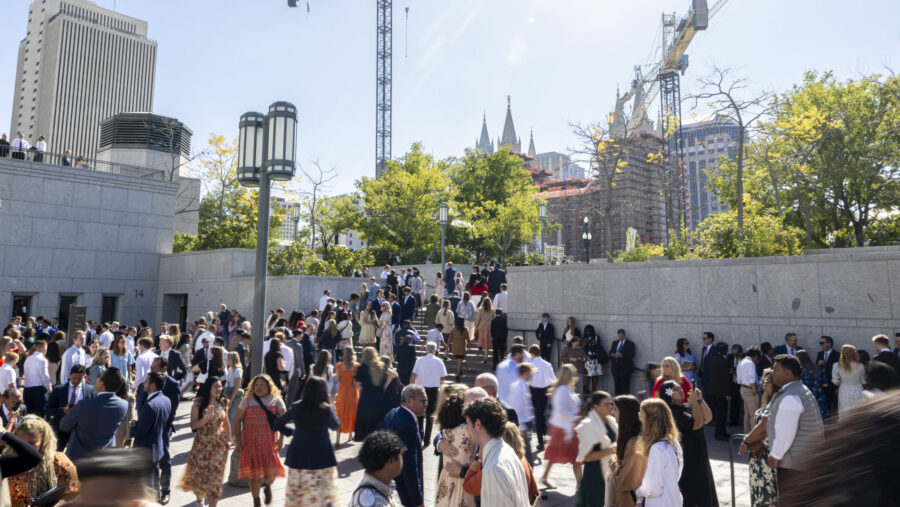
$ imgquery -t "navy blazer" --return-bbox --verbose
[137,374,180,429]
[773,344,805,356]
[274,403,339,470]
[300,333,317,374]
[59,392,128,462]
[390,302,402,327]
[130,391,171,463]
[45,382,96,450]
[609,339,636,372]
[378,407,423,507]
[155,349,188,382]
[400,295,416,323]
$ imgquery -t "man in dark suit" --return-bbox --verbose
[707,342,732,440]
[299,325,317,378]
[59,367,129,461]
[130,371,172,505]
[697,331,716,394]
[535,313,555,363]
[480,264,491,286]
[487,262,506,298]
[190,337,211,374]
[378,385,426,507]
[155,335,187,383]
[816,335,840,410]
[388,294,402,331]
[773,332,804,356]
[444,262,457,293]
[757,342,774,378]
[0,388,25,430]
[218,304,232,336]
[490,309,509,369]
[133,357,181,503]
[609,329,636,396]
[284,330,307,404]
[400,287,417,323]
[872,334,900,377]
[395,333,417,386]
[447,292,462,315]
[45,364,96,451]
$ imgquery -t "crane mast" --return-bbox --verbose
[376,0,392,178]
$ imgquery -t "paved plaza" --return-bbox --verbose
[167,392,752,507]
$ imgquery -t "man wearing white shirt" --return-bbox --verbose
[507,362,536,464]
[98,324,114,349]
[527,344,555,451]
[766,354,824,498]
[23,339,52,417]
[34,135,47,162]
[491,283,508,312]
[10,132,29,160]
[495,345,525,404]
[463,398,530,507]
[133,338,159,391]
[194,325,215,352]
[736,347,761,433]
[60,331,91,383]
[0,353,19,390]
[319,290,332,313]
[410,342,446,445]
[379,265,391,284]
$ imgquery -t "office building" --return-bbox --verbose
[681,116,740,232]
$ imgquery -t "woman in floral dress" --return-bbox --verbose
[234,374,286,506]
[180,376,232,507]
[434,391,476,507]
[359,301,378,349]
[582,325,607,393]
[797,350,829,420]
[739,369,777,507]
[377,302,393,358]
[833,344,866,421]
[7,416,79,507]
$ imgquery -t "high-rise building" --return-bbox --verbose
[271,197,297,245]
[335,193,368,251]
[681,116,740,232]
[10,0,157,161]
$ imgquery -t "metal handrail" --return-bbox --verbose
[728,432,748,507]
[0,148,165,180]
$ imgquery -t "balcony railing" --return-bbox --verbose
[0,148,165,180]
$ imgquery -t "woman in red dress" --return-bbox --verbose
[651,356,692,398]
[234,374,286,506]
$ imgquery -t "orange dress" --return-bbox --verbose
[237,395,287,480]
[336,362,360,434]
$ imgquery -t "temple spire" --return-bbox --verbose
[527,128,536,157]
[475,113,494,153]
[499,95,521,152]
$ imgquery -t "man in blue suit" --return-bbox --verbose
[155,335,187,383]
[45,364,96,451]
[773,332,804,356]
[400,287,417,323]
[388,294,402,331]
[136,357,180,504]
[59,367,128,462]
[378,384,426,507]
[130,371,172,505]
[444,262,457,296]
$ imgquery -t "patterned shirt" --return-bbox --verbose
[350,473,397,507]
[8,451,79,507]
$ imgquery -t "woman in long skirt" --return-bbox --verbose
[335,347,360,447]
[180,376,232,507]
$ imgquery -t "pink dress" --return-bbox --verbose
[238,395,286,480]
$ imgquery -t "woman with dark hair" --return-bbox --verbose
[312,349,336,402]
[264,340,287,394]
[180,376,231,507]
[45,341,62,385]
[582,325,608,393]
[656,379,717,507]
[561,337,588,393]
[796,350,829,420]
[434,391,476,507]
[777,391,900,506]
[234,375,286,506]
[353,347,391,442]
[209,346,226,378]
[738,369,778,507]
[674,338,696,384]
[359,301,377,349]
[611,395,646,507]
[574,391,617,507]
[110,335,134,386]
[563,317,580,343]
[448,317,470,382]
[274,376,340,507]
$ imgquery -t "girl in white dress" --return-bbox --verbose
[378,302,393,358]
[832,344,865,421]
[635,398,683,507]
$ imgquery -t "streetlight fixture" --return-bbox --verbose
[582,215,592,263]
[291,203,301,242]
[538,201,547,257]
[439,202,449,268]
[237,101,298,377]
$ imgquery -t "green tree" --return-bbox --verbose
[695,199,802,258]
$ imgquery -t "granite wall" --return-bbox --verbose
[506,247,900,393]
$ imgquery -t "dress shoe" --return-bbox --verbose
[263,484,272,504]
[159,493,170,505]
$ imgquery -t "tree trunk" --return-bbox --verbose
[736,133,745,242]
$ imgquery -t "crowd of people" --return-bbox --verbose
[1,262,898,506]
[0,131,92,168]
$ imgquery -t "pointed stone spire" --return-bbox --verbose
[499,95,521,152]
[527,128,536,157]
[475,113,494,153]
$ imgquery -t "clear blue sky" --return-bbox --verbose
[1,0,898,195]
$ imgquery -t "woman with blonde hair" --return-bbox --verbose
[473,296,493,363]
[225,351,244,424]
[234,374,286,506]
[541,363,583,488]
[6,415,79,507]
[88,347,110,387]
[335,346,360,447]
[635,399,683,506]
[651,356,692,398]
[359,301,378,348]
[833,344,865,420]
[377,302,393,358]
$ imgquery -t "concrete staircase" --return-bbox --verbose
[409,308,494,384]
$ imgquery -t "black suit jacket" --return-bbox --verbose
[190,348,209,373]
[487,269,506,294]
[378,407,423,506]
[137,374,180,430]
[155,349,188,382]
[816,350,840,386]
[773,344,805,356]
[873,350,900,376]
[705,354,731,397]
[490,314,508,344]
[46,382,97,450]
[535,322,555,348]
[609,339,636,373]
[756,354,772,379]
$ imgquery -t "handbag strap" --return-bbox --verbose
[253,394,277,422]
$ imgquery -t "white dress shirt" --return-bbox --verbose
[635,440,684,507]
[507,379,534,426]
[0,364,18,389]
[495,358,520,403]
[133,349,159,390]
[10,138,30,153]
[492,291,508,312]
[319,295,331,312]
[195,331,215,351]
[36,139,47,152]
[60,345,91,383]
[2,404,17,428]
[282,345,295,379]
[736,357,758,388]
[24,352,51,391]
[99,331,114,349]
[480,437,530,507]
[411,354,447,388]
[769,383,803,461]
[527,356,556,388]
[380,270,391,283]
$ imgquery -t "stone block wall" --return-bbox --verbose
[506,247,900,393]
[0,157,177,325]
